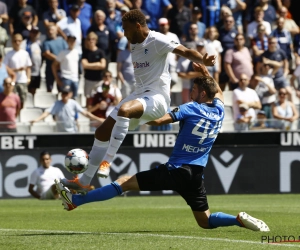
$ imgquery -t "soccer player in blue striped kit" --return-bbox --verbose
[56,63,270,232]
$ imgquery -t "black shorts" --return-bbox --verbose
[136,164,209,212]
[28,76,41,90]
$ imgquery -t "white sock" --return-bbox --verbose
[80,139,109,185]
[103,116,130,164]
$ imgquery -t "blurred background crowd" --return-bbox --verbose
[0,0,300,133]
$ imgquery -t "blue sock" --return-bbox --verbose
[72,182,123,206]
[208,212,242,228]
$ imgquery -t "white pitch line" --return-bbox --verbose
[0,228,300,248]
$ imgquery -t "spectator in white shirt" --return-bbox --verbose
[4,33,32,109]
[57,4,82,56]
[52,35,79,97]
[232,73,262,125]
[247,6,271,40]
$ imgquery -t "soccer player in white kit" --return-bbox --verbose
[60,9,216,192]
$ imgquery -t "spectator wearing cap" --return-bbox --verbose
[0,54,16,94]
[74,0,93,39]
[43,0,66,28]
[57,4,82,57]
[87,82,114,130]
[42,24,68,92]
[218,15,237,90]
[167,0,191,38]
[52,35,79,97]
[254,63,277,119]
[9,0,38,36]
[247,7,271,40]
[21,26,42,96]
[141,0,172,31]
[158,17,180,90]
[220,0,246,34]
[235,103,254,131]
[224,33,253,90]
[0,1,8,24]
[104,0,122,62]
[82,31,106,100]
[182,6,206,42]
[31,85,104,133]
[117,37,135,98]
[87,10,110,60]
[0,78,21,133]
[272,87,298,130]
[232,73,261,126]
[203,26,223,83]
[4,33,32,109]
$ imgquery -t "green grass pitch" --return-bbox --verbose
[1,194,300,250]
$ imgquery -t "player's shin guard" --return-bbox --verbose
[208,212,242,228]
[79,139,109,185]
[72,182,123,206]
[103,116,130,163]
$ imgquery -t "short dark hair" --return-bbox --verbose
[193,76,218,100]
[40,151,51,159]
[122,9,147,26]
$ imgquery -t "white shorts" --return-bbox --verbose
[109,89,169,130]
[40,186,56,200]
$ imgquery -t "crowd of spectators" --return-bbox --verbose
[0,0,300,132]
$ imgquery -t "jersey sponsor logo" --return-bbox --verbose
[210,150,243,193]
[144,49,148,54]
[170,40,179,45]
[132,61,150,69]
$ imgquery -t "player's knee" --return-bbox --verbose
[118,104,131,117]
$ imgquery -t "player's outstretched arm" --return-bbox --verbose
[193,62,224,103]
[147,113,174,126]
[173,45,216,66]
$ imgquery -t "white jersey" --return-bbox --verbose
[29,166,65,195]
[130,31,180,101]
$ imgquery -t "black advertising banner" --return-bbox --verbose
[0,132,299,198]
